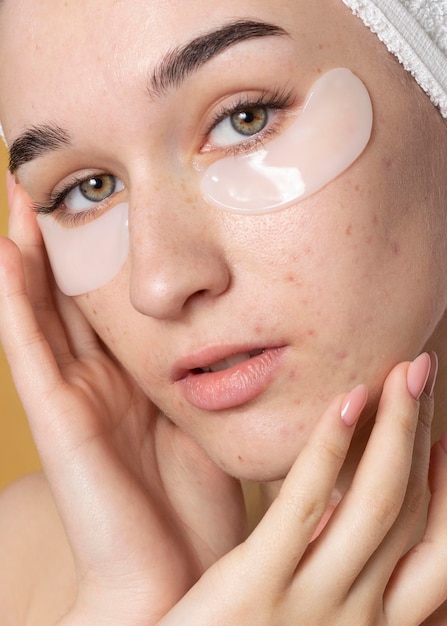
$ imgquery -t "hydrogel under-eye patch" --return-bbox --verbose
[200,68,373,214]
[36,68,372,297]
[37,202,129,296]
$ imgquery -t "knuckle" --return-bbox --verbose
[362,490,402,528]
[315,436,347,464]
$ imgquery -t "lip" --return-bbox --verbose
[173,345,288,411]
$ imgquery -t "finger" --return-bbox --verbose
[155,416,246,568]
[308,358,429,590]
[385,439,447,625]
[351,389,434,604]
[6,173,73,363]
[0,236,69,398]
[53,288,102,359]
[242,383,368,587]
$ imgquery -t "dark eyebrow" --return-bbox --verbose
[148,19,289,97]
[8,20,288,172]
[9,123,71,173]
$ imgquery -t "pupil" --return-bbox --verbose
[240,111,255,124]
[231,106,267,136]
[80,174,116,202]
[90,178,103,189]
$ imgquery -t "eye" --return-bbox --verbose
[64,174,124,212]
[209,105,272,148]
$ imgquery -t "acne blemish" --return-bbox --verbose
[392,241,401,256]
[285,273,301,284]
[345,224,352,236]
[336,351,348,361]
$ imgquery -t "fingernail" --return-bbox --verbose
[341,384,368,427]
[423,352,438,398]
[407,353,431,400]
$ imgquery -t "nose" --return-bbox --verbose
[128,190,231,320]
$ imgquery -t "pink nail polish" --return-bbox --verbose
[341,384,368,426]
[423,352,438,398]
[407,353,431,401]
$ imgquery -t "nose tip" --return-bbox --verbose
[129,237,231,320]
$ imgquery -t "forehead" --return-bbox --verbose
[0,0,386,146]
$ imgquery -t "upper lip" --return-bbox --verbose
[171,343,281,381]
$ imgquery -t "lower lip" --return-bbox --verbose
[178,347,287,411]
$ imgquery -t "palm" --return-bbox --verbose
[0,179,246,622]
[49,350,244,618]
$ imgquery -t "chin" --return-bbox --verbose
[209,442,299,483]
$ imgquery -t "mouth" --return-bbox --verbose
[174,345,287,411]
[191,349,265,374]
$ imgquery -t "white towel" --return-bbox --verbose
[342,0,447,117]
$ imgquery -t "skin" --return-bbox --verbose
[0,0,447,623]
[1,0,447,481]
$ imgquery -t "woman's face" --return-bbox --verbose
[1,0,447,480]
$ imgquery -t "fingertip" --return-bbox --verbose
[407,352,431,401]
[340,383,368,427]
[423,352,438,398]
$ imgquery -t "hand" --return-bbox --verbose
[160,356,447,626]
[0,174,246,625]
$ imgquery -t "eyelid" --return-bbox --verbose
[32,172,124,222]
[200,87,297,155]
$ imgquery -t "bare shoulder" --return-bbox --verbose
[0,472,77,625]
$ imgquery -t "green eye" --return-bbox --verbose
[230,106,268,136]
[80,174,116,202]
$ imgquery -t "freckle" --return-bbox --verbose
[345,224,352,236]
[238,455,244,462]
[288,370,297,380]
[254,326,263,335]
[355,185,361,192]
[92,308,98,316]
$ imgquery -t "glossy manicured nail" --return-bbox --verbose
[341,384,368,427]
[423,352,438,398]
[407,353,431,400]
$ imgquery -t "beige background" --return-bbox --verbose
[0,144,41,491]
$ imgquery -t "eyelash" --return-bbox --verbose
[32,174,105,224]
[32,87,296,221]
[202,87,295,155]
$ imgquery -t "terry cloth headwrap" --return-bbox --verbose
[342,0,447,118]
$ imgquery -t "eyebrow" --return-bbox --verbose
[9,19,288,172]
[148,19,289,97]
[9,123,71,173]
